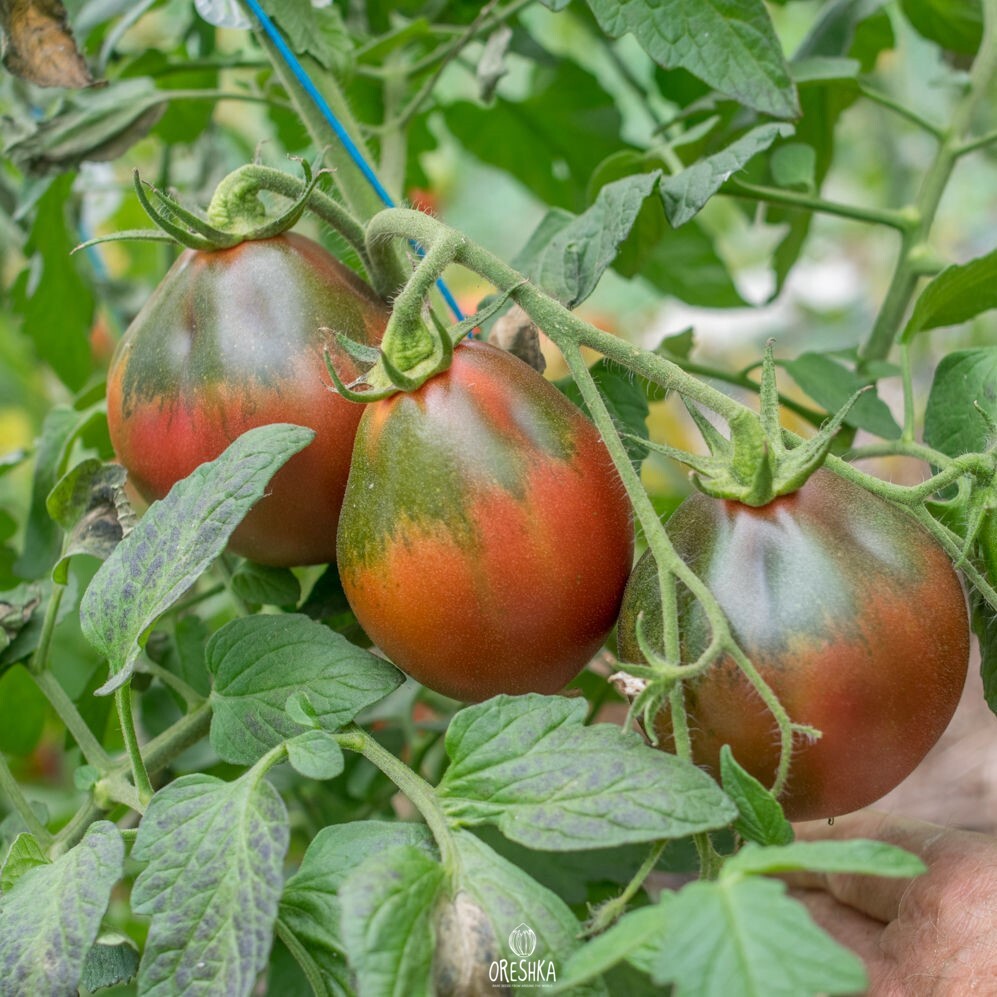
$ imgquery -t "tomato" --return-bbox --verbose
[107,233,388,566]
[617,469,970,822]
[336,339,635,702]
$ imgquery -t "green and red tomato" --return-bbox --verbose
[618,469,971,822]
[107,232,388,567]
[336,339,635,702]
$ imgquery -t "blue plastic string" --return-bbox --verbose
[242,0,465,322]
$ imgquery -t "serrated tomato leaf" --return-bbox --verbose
[924,348,997,459]
[514,172,662,308]
[207,613,403,765]
[719,746,794,847]
[661,123,794,227]
[630,878,867,997]
[723,839,926,879]
[783,352,901,439]
[904,247,997,340]
[437,695,737,850]
[338,846,447,997]
[0,822,123,996]
[81,424,314,696]
[279,821,434,997]
[131,773,289,997]
[586,0,798,119]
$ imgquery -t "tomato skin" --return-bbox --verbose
[107,233,388,566]
[336,340,635,702]
[617,470,970,822]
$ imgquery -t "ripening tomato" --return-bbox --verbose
[107,233,388,566]
[336,340,635,702]
[617,469,970,822]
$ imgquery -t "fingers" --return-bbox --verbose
[790,887,885,966]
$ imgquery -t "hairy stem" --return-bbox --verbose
[33,670,112,771]
[116,685,154,807]
[0,752,53,845]
[336,724,460,875]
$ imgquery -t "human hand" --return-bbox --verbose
[789,810,997,995]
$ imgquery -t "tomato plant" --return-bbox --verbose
[337,339,634,702]
[2,2,997,996]
[617,469,971,822]
[107,233,388,566]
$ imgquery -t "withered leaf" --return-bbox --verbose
[0,0,92,89]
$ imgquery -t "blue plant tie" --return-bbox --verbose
[241,0,465,323]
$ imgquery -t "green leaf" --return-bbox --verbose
[47,460,135,584]
[720,746,793,847]
[1,832,48,892]
[723,839,927,879]
[450,831,606,995]
[14,405,80,580]
[0,665,47,755]
[556,359,650,470]
[514,172,662,308]
[206,613,403,765]
[769,142,817,191]
[442,59,626,212]
[131,772,289,996]
[279,821,434,997]
[0,822,123,996]
[80,423,314,696]
[273,0,354,73]
[900,0,982,54]
[4,79,166,175]
[782,352,901,438]
[586,0,798,118]
[552,905,667,994]
[905,248,997,340]
[80,934,140,993]
[924,348,997,458]
[630,878,867,996]
[8,176,93,391]
[661,123,794,227]
[437,695,737,850]
[285,731,345,781]
[338,846,447,997]
[620,214,747,307]
[230,562,302,608]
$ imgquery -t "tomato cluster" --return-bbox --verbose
[111,235,972,817]
[617,470,970,821]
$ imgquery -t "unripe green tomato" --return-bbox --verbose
[618,470,970,822]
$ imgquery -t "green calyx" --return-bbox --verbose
[637,342,867,506]
[327,281,513,403]
[73,162,328,256]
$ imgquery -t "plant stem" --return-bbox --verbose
[33,670,113,771]
[276,919,328,997]
[0,752,52,845]
[586,840,668,936]
[725,179,913,232]
[956,126,997,157]
[28,582,65,676]
[116,685,154,807]
[140,699,213,777]
[336,724,460,873]
[860,0,997,364]
[140,661,204,708]
[857,82,944,138]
